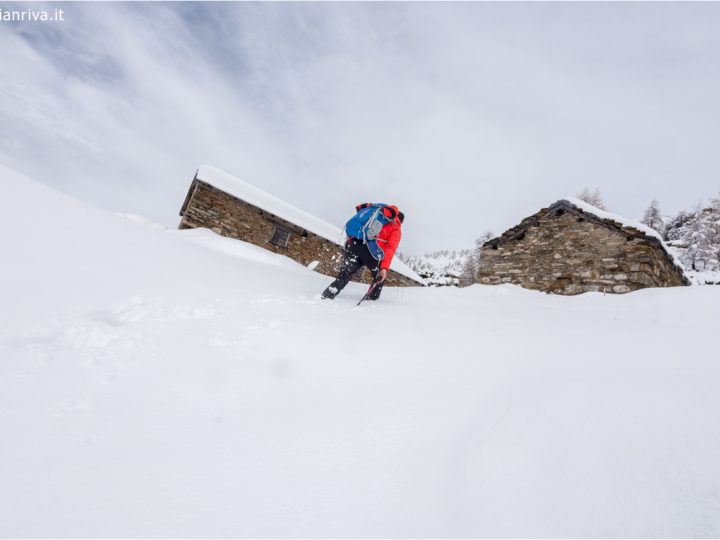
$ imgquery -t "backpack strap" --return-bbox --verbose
[357,203,395,218]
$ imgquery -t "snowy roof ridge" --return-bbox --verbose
[196,164,343,245]
[194,164,424,284]
[561,197,662,240]
[558,197,689,280]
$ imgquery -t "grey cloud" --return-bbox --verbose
[1,2,720,254]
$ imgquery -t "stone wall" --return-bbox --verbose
[476,203,689,295]
[178,179,419,287]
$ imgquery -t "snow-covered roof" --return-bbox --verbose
[194,164,424,284]
[563,198,666,243]
[560,198,689,280]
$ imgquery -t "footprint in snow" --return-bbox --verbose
[246,319,282,331]
[88,296,147,326]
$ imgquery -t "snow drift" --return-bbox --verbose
[1,164,719,538]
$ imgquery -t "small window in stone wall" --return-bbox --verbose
[270,226,291,248]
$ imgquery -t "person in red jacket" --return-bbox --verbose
[322,204,404,301]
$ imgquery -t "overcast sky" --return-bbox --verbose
[2,1,720,254]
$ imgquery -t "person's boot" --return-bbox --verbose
[321,286,338,299]
[367,282,383,300]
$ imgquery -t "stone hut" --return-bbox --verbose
[178,165,424,287]
[476,198,689,295]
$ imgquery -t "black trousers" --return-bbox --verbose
[322,239,385,300]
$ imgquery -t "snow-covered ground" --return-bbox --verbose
[691,269,720,285]
[2,164,720,538]
[667,247,720,286]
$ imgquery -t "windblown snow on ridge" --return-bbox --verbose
[1,164,719,538]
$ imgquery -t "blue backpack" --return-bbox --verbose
[345,204,395,261]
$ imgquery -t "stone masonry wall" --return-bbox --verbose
[178,180,419,287]
[476,206,688,295]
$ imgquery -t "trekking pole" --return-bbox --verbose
[357,276,383,306]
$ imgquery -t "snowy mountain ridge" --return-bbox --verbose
[398,249,472,286]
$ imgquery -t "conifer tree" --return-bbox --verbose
[459,229,495,286]
[640,199,665,233]
[577,187,607,210]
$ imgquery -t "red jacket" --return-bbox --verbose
[355,204,403,271]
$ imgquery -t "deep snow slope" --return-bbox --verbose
[2,164,720,538]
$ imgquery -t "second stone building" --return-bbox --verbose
[476,198,689,295]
